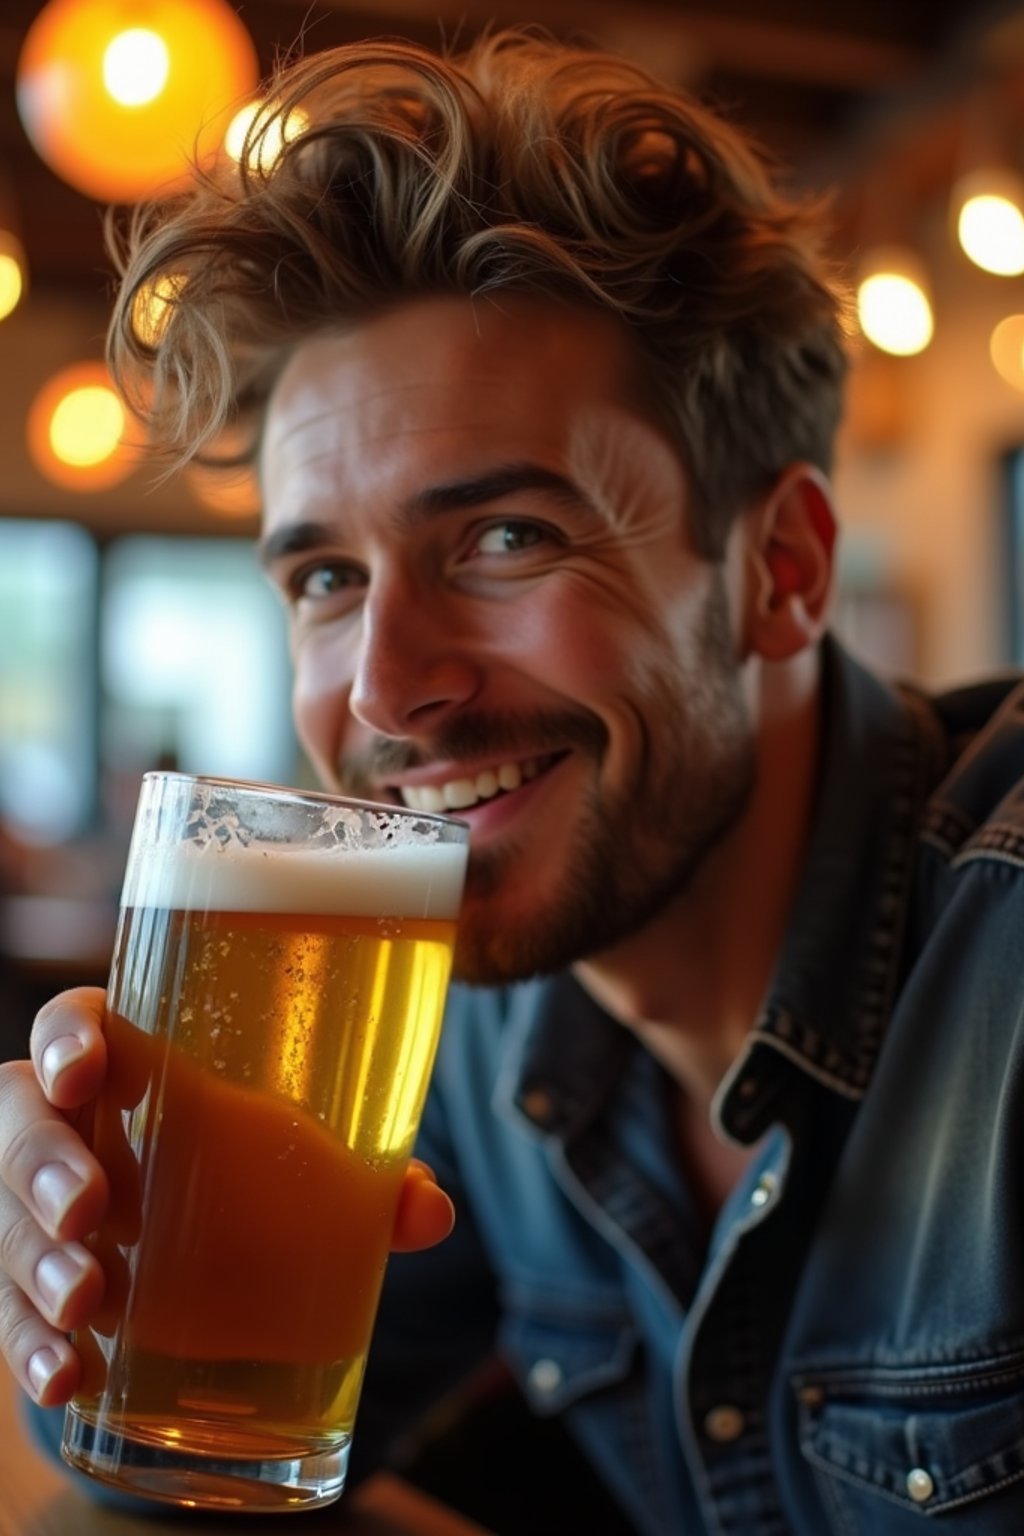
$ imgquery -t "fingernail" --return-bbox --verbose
[32,1163,84,1229]
[27,1346,61,1400]
[35,1249,87,1315]
[41,1035,85,1095]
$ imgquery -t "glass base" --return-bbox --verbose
[61,1404,349,1512]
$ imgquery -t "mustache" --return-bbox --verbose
[344,710,608,780]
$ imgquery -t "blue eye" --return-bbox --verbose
[304,566,343,594]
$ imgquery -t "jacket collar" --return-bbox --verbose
[717,639,948,1140]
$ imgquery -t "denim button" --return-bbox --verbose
[527,1358,563,1396]
[703,1404,745,1442]
[906,1467,935,1503]
[520,1088,555,1125]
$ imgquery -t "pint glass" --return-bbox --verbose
[61,772,469,1511]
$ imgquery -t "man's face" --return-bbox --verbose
[259,295,756,983]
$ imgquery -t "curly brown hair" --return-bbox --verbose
[107,28,848,556]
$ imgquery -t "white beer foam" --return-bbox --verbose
[122,838,468,920]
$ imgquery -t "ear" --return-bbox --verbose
[742,464,837,662]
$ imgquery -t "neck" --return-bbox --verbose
[574,650,822,1106]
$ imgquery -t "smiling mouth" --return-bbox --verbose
[395,754,563,813]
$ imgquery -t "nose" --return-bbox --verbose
[348,573,484,738]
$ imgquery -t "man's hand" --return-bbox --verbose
[0,987,453,1408]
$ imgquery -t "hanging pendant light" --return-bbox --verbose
[28,361,139,491]
[990,315,1024,391]
[856,245,934,357]
[953,167,1024,277]
[16,0,259,204]
[0,230,28,322]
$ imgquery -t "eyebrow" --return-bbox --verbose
[412,462,586,516]
[257,461,591,569]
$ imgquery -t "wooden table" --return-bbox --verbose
[0,1376,491,1536]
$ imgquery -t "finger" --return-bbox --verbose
[0,1061,109,1244]
[391,1160,455,1253]
[0,1270,82,1407]
[0,1180,105,1336]
[29,988,108,1112]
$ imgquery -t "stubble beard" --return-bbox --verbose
[335,573,755,988]
[452,573,756,984]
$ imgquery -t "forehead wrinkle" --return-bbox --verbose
[277,421,521,471]
[265,373,514,455]
[261,303,668,541]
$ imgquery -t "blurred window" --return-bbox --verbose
[0,522,298,852]
[0,519,98,843]
[101,535,295,785]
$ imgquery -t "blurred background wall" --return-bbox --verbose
[2,0,1024,1046]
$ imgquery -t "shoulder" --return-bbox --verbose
[899,671,1024,1004]
[915,671,1024,868]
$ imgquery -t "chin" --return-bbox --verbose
[449,902,564,988]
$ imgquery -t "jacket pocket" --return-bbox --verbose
[793,1352,1024,1526]
[497,1275,637,1416]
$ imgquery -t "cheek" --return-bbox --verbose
[515,591,675,786]
[289,636,352,768]
[520,579,657,694]
[533,580,691,708]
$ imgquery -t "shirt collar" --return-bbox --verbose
[496,970,633,1139]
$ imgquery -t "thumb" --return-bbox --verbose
[390,1160,455,1253]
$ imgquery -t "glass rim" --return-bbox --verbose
[139,770,469,833]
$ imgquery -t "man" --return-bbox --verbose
[2,28,1024,1536]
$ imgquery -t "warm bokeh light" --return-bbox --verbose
[27,362,138,492]
[224,99,310,173]
[0,256,23,320]
[0,231,27,321]
[990,314,1024,391]
[131,272,185,346]
[183,423,261,518]
[954,168,1024,277]
[102,28,170,108]
[186,463,263,518]
[49,386,125,467]
[958,196,1024,276]
[16,0,259,203]
[856,249,934,356]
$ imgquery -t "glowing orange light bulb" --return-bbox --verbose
[16,0,259,203]
[28,362,139,492]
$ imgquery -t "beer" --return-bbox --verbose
[63,776,468,1508]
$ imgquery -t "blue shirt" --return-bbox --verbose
[30,639,1024,1532]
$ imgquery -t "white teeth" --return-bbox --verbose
[399,760,541,813]
[442,778,479,810]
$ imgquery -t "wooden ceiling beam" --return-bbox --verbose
[304,0,924,89]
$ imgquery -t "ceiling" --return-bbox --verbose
[3,0,1024,311]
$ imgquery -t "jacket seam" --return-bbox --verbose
[951,831,1024,869]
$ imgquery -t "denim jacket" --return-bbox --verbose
[355,637,1024,1534]
[28,638,1024,1532]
